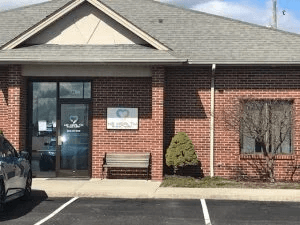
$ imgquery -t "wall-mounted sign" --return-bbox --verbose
[107,108,138,129]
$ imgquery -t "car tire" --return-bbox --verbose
[21,170,32,200]
[0,179,5,211]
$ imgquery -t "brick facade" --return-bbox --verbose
[91,67,164,180]
[0,65,27,152]
[213,66,300,181]
[164,66,211,176]
[2,64,300,181]
[165,65,300,181]
[7,65,27,151]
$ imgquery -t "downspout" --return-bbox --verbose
[210,64,216,177]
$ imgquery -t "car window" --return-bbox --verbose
[3,141,16,158]
[0,137,5,157]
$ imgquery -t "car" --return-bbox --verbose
[39,140,56,171]
[0,134,32,209]
[40,135,89,171]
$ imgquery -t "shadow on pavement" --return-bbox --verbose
[0,190,48,222]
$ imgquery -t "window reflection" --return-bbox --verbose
[59,82,91,99]
[60,104,89,170]
[31,82,57,177]
[60,82,83,99]
[30,81,91,177]
[84,82,91,99]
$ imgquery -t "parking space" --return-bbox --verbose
[42,198,206,225]
[2,196,300,225]
[0,191,70,225]
[206,200,300,225]
[1,197,206,225]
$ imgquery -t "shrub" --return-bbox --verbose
[165,132,198,174]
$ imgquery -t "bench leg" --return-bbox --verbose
[147,168,149,181]
[102,167,105,179]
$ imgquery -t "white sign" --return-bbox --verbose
[38,120,47,131]
[107,108,138,129]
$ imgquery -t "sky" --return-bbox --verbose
[0,0,300,34]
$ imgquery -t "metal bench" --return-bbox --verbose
[103,153,150,179]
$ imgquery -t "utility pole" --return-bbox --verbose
[272,0,277,28]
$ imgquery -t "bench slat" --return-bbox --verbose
[106,159,149,163]
[104,154,150,167]
[103,153,150,179]
[103,163,149,168]
[106,155,149,158]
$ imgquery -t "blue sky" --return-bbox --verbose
[1,0,300,33]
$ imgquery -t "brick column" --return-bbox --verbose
[151,66,165,181]
[7,65,27,151]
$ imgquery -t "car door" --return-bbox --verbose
[3,141,24,193]
[15,149,28,190]
[1,141,17,196]
[0,137,12,196]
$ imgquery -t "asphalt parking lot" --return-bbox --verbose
[1,191,300,225]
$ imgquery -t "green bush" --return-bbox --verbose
[165,132,198,174]
[0,130,3,136]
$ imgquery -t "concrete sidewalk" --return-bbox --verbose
[32,178,300,202]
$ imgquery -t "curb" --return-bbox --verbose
[32,188,300,202]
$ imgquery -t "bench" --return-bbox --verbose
[103,153,150,179]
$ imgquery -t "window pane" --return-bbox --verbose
[270,102,292,154]
[60,82,84,98]
[242,135,256,153]
[84,82,91,99]
[0,137,4,153]
[32,82,57,176]
[241,100,292,154]
[241,103,263,153]
[3,142,14,157]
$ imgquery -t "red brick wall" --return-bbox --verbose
[151,66,165,180]
[7,65,27,151]
[0,65,27,152]
[165,65,300,181]
[214,66,300,181]
[91,67,165,180]
[2,63,299,181]
[165,66,211,176]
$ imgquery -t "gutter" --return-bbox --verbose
[185,60,300,65]
[210,64,216,177]
[0,58,188,65]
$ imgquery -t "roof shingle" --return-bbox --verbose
[1,0,300,64]
[0,44,186,63]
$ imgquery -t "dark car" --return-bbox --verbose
[39,140,56,171]
[0,135,32,208]
[39,139,88,171]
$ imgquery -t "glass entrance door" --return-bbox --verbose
[57,103,89,177]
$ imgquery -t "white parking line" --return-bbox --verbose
[200,199,212,225]
[34,197,79,225]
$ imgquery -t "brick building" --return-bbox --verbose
[0,0,300,181]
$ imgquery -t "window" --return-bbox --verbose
[241,100,292,154]
[32,82,57,138]
[0,137,5,157]
[59,82,91,99]
[3,141,16,157]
